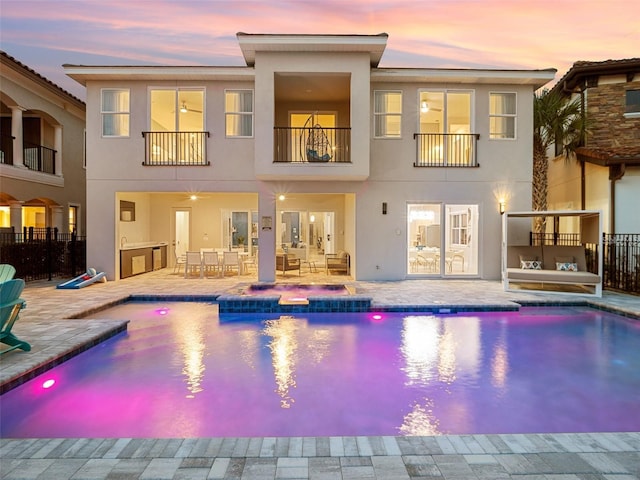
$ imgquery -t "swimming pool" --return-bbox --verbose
[2,303,639,438]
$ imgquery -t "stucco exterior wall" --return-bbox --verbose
[0,71,86,233]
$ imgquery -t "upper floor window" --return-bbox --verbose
[489,92,516,139]
[150,88,204,132]
[416,90,475,167]
[225,90,253,137]
[101,89,130,137]
[374,91,402,138]
[625,89,640,117]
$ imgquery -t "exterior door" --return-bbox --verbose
[324,212,335,255]
[172,208,191,264]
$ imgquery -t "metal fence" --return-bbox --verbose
[530,232,639,295]
[0,227,86,282]
[603,233,640,294]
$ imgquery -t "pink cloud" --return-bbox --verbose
[1,0,637,86]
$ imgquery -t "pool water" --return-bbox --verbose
[2,303,639,438]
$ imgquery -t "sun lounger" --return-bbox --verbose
[1,278,30,354]
[0,264,16,283]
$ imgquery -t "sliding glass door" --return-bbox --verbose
[407,203,478,276]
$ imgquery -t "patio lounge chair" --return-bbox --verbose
[325,251,350,275]
[0,264,16,283]
[0,278,31,354]
[276,253,301,275]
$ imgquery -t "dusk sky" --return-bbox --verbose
[1,0,638,100]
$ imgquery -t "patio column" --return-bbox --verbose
[11,106,25,168]
[258,192,276,282]
[9,201,23,232]
[54,125,63,176]
[51,205,65,233]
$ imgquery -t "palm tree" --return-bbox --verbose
[532,89,585,232]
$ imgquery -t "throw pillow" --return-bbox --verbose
[521,260,542,270]
[556,262,578,271]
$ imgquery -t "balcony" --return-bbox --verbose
[273,127,351,163]
[24,141,56,174]
[142,131,210,166]
[0,136,56,175]
[414,133,480,167]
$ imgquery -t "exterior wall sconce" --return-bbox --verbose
[499,201,506,215]
[382,202,387,215]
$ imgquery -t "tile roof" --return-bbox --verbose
[0,50,85,107]
[550,57,640,95]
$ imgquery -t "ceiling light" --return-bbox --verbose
[278,194,285,201]
[180,102,188,113]
[420,101,429,113]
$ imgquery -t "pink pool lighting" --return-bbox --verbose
[42,379,55,389]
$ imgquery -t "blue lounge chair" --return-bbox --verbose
[0,278,30,354]
[0,264,16,283]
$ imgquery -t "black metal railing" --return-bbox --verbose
[530,231,640,294]
[413,133,479,167]
[0,227,86,282]
[603,233,640,294]
[274,126,351,163]
[23,141,56,174]
[142,131,210,166]
[530,232,582,246]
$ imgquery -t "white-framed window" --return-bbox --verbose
[101,89,130,137]
[374,90,402,138]
[625,89,640,117]
[489,92,516,139]
[68,204,80,234]
[450,211,468,245]
[225,90,253,137]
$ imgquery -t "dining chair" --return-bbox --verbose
[202,251,221,278]
[184,251,203,278]
[222,251,240,276]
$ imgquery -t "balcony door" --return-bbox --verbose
[149,89,204,164]
[418,90,472,166]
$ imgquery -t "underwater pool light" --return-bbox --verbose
[42,379,55,389]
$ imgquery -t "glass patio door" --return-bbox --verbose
[407,203,478,276]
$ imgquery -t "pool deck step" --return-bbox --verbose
[0,319,128,394]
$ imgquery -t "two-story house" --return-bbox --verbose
[1,51,86,236]
[64,33,554,282]
[548,58,640,234]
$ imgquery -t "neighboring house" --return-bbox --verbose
[64,33,554,282]
[0,51,86,235]
[548,58,640,234]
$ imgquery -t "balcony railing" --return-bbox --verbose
[142,131,210,166]
[23,141,56,174]
[414,133,479,167]
[274,127,351,163]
